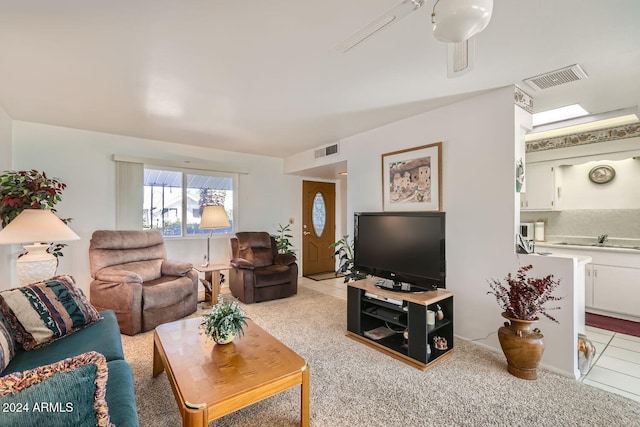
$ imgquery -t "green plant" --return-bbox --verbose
[487,264,564,323]
[0,169,71,259]
[0,169,67,227]
[200,296,249,343]
[330,235,367,283]
[274,222,296,255]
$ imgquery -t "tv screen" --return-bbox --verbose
[353,212,445,291]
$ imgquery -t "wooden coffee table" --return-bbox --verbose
[153,317,310,427]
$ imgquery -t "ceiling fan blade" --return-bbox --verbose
[336,0,426,53]
[446,37,475,78]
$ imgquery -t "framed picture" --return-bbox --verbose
[588,165,615,184]
[381,142,442,211]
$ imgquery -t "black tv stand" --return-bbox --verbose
[347,278,454,370]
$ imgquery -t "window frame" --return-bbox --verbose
[144,164,238,239]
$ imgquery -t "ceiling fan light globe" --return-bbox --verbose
[432,0,493,43]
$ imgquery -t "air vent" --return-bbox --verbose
[314,143,340,159]
[523,64,588,91]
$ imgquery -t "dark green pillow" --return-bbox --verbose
[0,351,112,427]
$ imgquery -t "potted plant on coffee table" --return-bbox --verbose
[200,296,249,345]
[487,264,563,380]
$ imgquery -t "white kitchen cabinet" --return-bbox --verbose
[536,243,640,320]
[585,265,594,308]
[589,264,640,317]
[521,163,556,211]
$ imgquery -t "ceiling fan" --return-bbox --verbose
[337,0,494,77]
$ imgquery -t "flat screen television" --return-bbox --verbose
[353,211,446,291]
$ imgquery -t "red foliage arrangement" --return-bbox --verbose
[487,264,564,323]
[0,169,66,227]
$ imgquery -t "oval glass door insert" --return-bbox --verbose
[312,192,326,237]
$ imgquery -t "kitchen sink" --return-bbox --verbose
[554,242,640,250]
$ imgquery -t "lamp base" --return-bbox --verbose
[16,243,57,286]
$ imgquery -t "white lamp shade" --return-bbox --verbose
[0,209,80,244]
[432,0,493,43]
[199,205,230,229]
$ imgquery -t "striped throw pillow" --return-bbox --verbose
[0,275,101,350]
[0,313,16,373]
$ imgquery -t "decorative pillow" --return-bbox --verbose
[0,313,17,373]
[0,275,101,350]
[0,351,113,427]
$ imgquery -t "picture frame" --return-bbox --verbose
[381,142,442,211]
[588,165,615,184]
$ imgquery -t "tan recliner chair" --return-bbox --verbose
[88,229,198,335]
[229,232,298,304]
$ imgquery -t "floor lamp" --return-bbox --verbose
[0,209,80,285]
[199,205,230,267]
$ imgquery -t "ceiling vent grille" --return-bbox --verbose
[523,64,588,91]
[314,143,340,159]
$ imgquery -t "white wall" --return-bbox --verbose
[286,86,579,377]
[558,158,640,209]
[342,87,525,347]
[0,104,12,287]
[10,121,300,293]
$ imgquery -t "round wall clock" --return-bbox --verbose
[588,165,615,184]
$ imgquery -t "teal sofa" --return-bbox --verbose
[3,310,139,426]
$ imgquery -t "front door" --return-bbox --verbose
[302,181,336,276]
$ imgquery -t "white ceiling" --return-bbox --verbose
[0,1,638,158]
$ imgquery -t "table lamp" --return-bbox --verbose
[0,209,80,285]
[199,205,230,267]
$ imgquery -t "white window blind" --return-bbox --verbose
[115,160,144,229]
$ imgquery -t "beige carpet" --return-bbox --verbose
[121,286,640,427]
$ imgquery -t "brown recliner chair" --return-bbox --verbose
[88,229,199,335]
[229,232,298,303]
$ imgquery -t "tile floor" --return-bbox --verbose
[581,325,640,402]
[300,276,640,403]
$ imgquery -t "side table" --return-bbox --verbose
[194,264,231,305]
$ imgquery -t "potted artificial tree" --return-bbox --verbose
[330,235,367,283]
[487,264,563,380]
[273,222,296,255]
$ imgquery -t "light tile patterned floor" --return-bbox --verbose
[299,275,348,300]
[582,326,640,402]
[300,277,640,403]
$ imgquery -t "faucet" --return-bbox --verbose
[596,234,608,246]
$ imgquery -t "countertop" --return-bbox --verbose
[536,241,640,254]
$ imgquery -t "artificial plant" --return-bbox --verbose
[330,235,367,283]
[487,264,564,323]
[200,296,249,344]
[274,222,296,255]
[0,169,71,258]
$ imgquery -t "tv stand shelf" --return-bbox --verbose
[347,278,454,370]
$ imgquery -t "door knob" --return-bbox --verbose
[303,231,311,235]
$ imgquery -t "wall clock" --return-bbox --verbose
[588,165,615,184]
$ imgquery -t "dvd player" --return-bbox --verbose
[364,291,403,307]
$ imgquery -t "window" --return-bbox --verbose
[143,168,235,237]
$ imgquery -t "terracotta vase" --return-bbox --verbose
[497,312,545,380]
